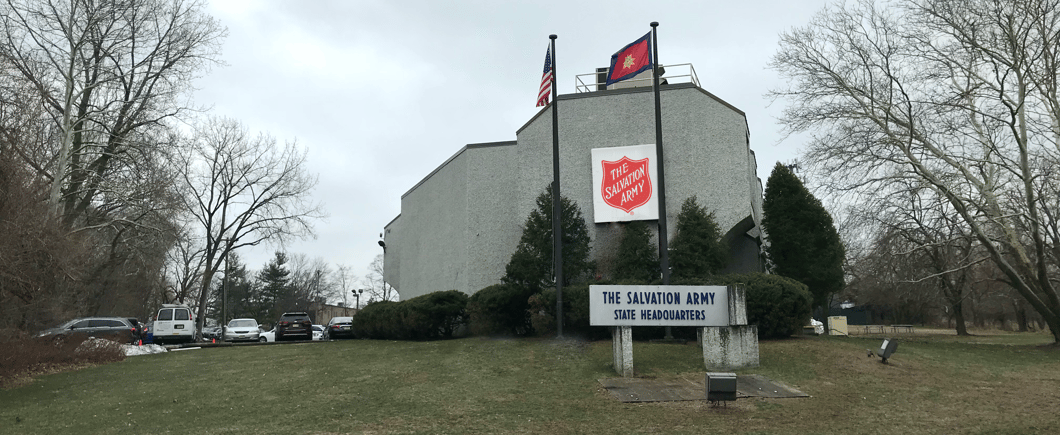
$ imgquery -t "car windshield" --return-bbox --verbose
[229,320,256,328]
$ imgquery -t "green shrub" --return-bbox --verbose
[352,290,468,340]
[707,273,812,339]
[407,290,469,339]
[352,301,403,339]
[467,284,535,336]
[529,284,611,340]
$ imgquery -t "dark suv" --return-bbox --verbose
[275,312,313,341]
[39,317,140,344]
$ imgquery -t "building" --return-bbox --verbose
[383,65,765,300]
[308,302,358,326]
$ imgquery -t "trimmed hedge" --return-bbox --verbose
[369,274,808,340]
[352,290,468,340]
[705,273,813,339]
[528,283,612,340]
[466,284,535,336]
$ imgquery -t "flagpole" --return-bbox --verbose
[650,22,670,287]
[549,34,564,339]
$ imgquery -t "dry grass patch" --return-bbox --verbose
[0,330,125,389]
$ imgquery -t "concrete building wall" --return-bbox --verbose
[385,84,764,300]
[388,147,471,295]
[464,142,521,294]
[515,84,762,279]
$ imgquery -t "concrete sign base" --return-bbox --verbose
[699,325,760,369]
[604,285,761,377]
[612,326,633,377]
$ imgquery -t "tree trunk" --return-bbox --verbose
[1013,299,1029,332]
[953,297,968,336]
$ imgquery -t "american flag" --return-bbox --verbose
[537,45,553,107]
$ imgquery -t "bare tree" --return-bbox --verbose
[161,221,206,305]
[771,0,1060,343]
[362,254,398,304]
[0,0,225,225]
[0,87,93,330]
[335,264,354,311]
[287,254,337,309]
[845,229,943,324]
[845,179,984,334]
[177,116,323,339]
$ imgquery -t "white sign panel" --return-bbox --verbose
[591,144,659,223]
[589,285,729,327]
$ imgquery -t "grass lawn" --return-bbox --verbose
[1,331,1058,434]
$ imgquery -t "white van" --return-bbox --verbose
[153,304,195,344]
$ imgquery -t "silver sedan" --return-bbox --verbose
[223,318,261,342]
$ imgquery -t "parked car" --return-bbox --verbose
[312,324,324,341]
[39,317,140,344]
[126,318,144,341]
[224,318,261,342]
[275,312,312,341]
[153,304,195,344]
[258,327,275,343]
[202,326,221,340]
[325,316,355,340]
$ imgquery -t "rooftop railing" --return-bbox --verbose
[574,63,699,93]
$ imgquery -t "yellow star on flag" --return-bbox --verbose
[623,54,636,70]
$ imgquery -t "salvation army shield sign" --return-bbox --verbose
[591,144,659,223]
[601,156,652,213]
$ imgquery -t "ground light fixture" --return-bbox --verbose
[877,338,898,363]
[705,372,737,407]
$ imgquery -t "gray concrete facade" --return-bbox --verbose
[384,83,765,299]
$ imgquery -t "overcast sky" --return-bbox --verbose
[191,0,831,290]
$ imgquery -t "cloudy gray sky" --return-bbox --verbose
[192,0,830,290]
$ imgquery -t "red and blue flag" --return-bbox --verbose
[605,31,653,86]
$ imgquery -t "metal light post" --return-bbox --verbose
[221,247,229,343]
[354,289,364,310]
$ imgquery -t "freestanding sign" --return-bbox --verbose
[592,284,759,377]
[591,144,659,223]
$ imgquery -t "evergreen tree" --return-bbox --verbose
[613,221,659,282]
[762,163,845,313]
[502,184,594,291]
[208,253,258,323]
[257,251,293,322]
[669,196,727,279]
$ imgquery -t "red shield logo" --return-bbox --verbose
[600,156,652,213]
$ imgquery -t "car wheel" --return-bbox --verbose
[259,336,267,342]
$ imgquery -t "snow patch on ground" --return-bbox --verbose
[121,343,168,356]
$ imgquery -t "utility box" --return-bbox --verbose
[828,316,848,336]
[878,338,898,363]
[705,372,738,402]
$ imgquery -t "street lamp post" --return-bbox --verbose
[221,248,229,343]
[354,289,364,310]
